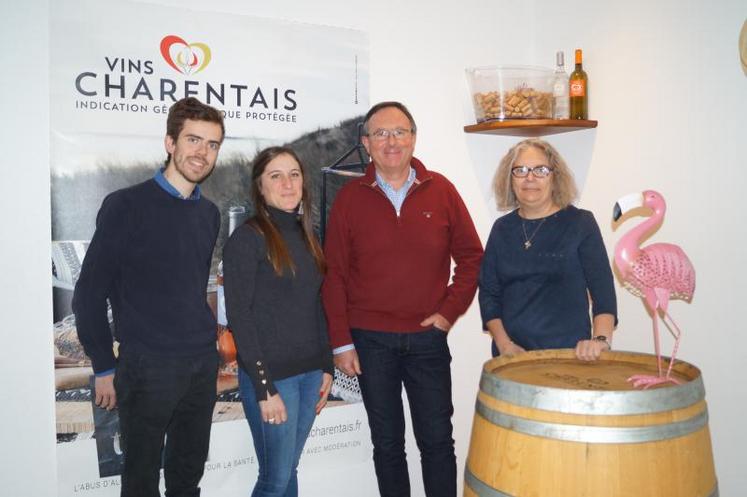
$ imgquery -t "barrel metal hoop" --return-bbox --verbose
[480,369,705,415]
[476,398,709,444]
[464,467,515,497]
[466,466,718,497]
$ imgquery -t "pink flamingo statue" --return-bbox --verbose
[612,190,696,388]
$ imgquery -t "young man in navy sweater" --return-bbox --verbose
[73,97,224,497]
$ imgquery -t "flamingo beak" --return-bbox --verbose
[613,192,644,221]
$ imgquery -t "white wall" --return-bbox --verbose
[0,2,57,497]
[2,0,745,495]
[533,2,747,493]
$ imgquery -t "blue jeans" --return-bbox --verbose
[352,328,456,497]
[114,348,218,497]
[239,368,322,497]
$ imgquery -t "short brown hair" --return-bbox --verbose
[165,97,225,164]
[493,138,578,211]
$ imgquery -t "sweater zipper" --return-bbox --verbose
[365,177,430,224]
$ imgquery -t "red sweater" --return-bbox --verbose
[322,157,483,348]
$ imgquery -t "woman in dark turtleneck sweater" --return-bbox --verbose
[223,146,333,497]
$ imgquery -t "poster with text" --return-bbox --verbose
[50,1,370,495]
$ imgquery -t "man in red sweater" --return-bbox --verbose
[322,101,483,497]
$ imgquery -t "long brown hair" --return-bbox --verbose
[249,146,325,276]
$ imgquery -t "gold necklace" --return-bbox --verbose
[521,218,547,250]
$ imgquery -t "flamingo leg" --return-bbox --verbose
[628,309,681,388]
[652,308,662,376]
[662,310,683,382]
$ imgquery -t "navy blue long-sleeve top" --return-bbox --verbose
[478,206,617,353]
[72,178,220,373]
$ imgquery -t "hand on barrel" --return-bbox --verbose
[497,340,526,357]
[575,339,610,361]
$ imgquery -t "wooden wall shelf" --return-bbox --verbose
[464,119,598,137]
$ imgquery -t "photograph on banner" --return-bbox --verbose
[50,0,371,493]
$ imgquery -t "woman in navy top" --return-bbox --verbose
[478,138,617,360]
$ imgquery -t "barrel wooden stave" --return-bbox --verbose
[464,350,717,497]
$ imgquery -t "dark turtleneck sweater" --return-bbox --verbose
[222,207,333,398]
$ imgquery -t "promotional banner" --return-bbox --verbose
[50,1,370,495]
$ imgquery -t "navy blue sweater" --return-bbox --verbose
[478,206,617,354]
[73,179,220,373]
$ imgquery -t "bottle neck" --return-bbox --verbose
[575,62,583,71]
[555,52,565,71]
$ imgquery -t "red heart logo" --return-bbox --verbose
[160,35,212,75]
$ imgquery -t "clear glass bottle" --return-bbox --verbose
[552,51,569,120]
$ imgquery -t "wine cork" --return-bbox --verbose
[473,87,552,121]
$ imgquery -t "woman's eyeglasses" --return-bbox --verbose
[511,165,554,178]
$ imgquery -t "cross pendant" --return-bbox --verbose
[524,240,532,250]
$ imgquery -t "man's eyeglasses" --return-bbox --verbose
[511,165,554,178]
[368,128,414,141]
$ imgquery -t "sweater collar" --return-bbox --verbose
[153,168,201,200]
[267,205,300,229]
[360,156,432,188]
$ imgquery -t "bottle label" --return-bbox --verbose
[553,79,567,97]
[570,79,585,97]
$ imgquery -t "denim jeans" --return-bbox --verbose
[114,348,218,497]
[352,328,456,497]
[239,368,323,497]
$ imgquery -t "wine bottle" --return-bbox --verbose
[569,49,588,120]
[552,51,569,120]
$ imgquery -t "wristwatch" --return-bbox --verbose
[593,335,611,350]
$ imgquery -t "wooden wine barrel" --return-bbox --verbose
[464,349,717,497]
